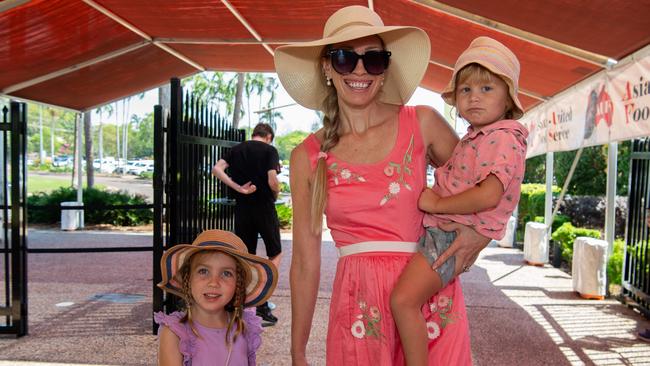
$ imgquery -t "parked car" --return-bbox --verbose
[92,157,117,173]
[52,155,73,167]
[127,160,154,175]
[277,165,290,185]
[115,160,139,174]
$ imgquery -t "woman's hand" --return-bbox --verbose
[433,221,491,276]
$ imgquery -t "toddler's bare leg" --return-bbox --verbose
[391,253,443,366]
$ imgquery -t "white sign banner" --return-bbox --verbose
[523,52,650,158]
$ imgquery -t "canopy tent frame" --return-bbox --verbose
[4,0,647,112]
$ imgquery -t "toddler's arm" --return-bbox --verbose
[418,174,504,214]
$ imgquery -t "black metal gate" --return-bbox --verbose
[153,78,245,315]
[0,102,28,336]
[623,138,650,317]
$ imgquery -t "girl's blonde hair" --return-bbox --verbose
[176,251,248,344]
[455,63,516,119]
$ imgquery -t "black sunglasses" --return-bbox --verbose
[327,49,391,75]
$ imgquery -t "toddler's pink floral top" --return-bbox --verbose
[423,119,528,239]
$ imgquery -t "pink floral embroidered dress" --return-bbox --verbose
[302,106,472,365]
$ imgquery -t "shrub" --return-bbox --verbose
[516,183,560,240]
[534,214,571,233]
[279,182,290,193]
[276,203,292,229]
[555,195,627,237]
[551,222,602,262]
[28,186,152,226]
[607,239,624,285]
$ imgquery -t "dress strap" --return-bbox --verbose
[337,241,418,257]
[301,134,324,171]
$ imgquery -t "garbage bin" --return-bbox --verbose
[572,237,607,300]
[496,216,517,248]
[523,222,548,265]
[61,201,83,231]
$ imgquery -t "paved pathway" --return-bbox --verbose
[1,229,649,365]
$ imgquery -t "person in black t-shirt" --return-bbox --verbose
[212,123,281,324]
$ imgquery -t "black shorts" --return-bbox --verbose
[234,202,282,258]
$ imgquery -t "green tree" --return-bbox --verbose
[258,76,283,131]
[523,141,631,196]
[275,131,309,161]
[129,113,154,158]
[184,72,237,116]
[244,73,266,133]
[26,105,76,161]
[523,154,546,184]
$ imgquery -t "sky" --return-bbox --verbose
[92,73,457,136]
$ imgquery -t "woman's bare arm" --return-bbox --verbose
[289,144,322,366]
[415,105,459,167]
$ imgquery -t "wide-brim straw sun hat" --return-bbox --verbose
[158,230,278,308]
[274,5,431,110]
[441,36,524,119]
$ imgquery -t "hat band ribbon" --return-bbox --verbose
[325,21,378,38]
[337,241,417,257]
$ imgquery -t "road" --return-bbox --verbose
[30,172,153,202]
[29,172,294,205]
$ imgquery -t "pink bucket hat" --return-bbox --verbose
[158,230,278,308]
[441,36,524,119]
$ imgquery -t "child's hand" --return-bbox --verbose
[418,188,441,213]
[237,182,257,194]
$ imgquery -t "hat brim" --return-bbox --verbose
[158,240,278,308]
[274,25,431,110]
[441,60,524,120]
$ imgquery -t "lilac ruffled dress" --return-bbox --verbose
[154,309,263,366]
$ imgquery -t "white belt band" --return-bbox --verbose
[337,241,418,257]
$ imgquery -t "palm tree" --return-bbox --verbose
[233,73,245,129]
[245,73,266,133]
[95,103,114,174]
[259,77,283,131]
[84,111,94,187]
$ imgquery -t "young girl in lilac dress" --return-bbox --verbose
[155,229,278,366]
[391,36,528,365]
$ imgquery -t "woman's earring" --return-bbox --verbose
[380,77,384,86]
[326,77,332,86]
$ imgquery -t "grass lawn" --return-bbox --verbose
[28,174,104,194]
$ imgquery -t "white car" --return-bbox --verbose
[127,160,154,175]
[277,166,290,185]
[93,157,117,173]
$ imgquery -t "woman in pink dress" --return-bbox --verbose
[274,6,491,365]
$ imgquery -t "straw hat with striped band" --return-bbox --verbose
[274,5,431,110]
[158,230,278,308]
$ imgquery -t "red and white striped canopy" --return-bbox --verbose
[1,0,648,112]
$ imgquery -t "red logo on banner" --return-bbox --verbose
[595,86,613,127]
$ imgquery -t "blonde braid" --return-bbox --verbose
[177,259,201,338]
[225,263,247,344]
[310,87,341,233]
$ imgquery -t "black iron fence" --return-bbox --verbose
[0,102,28,336]
[623,138,650,317]
[153,78,245,316]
